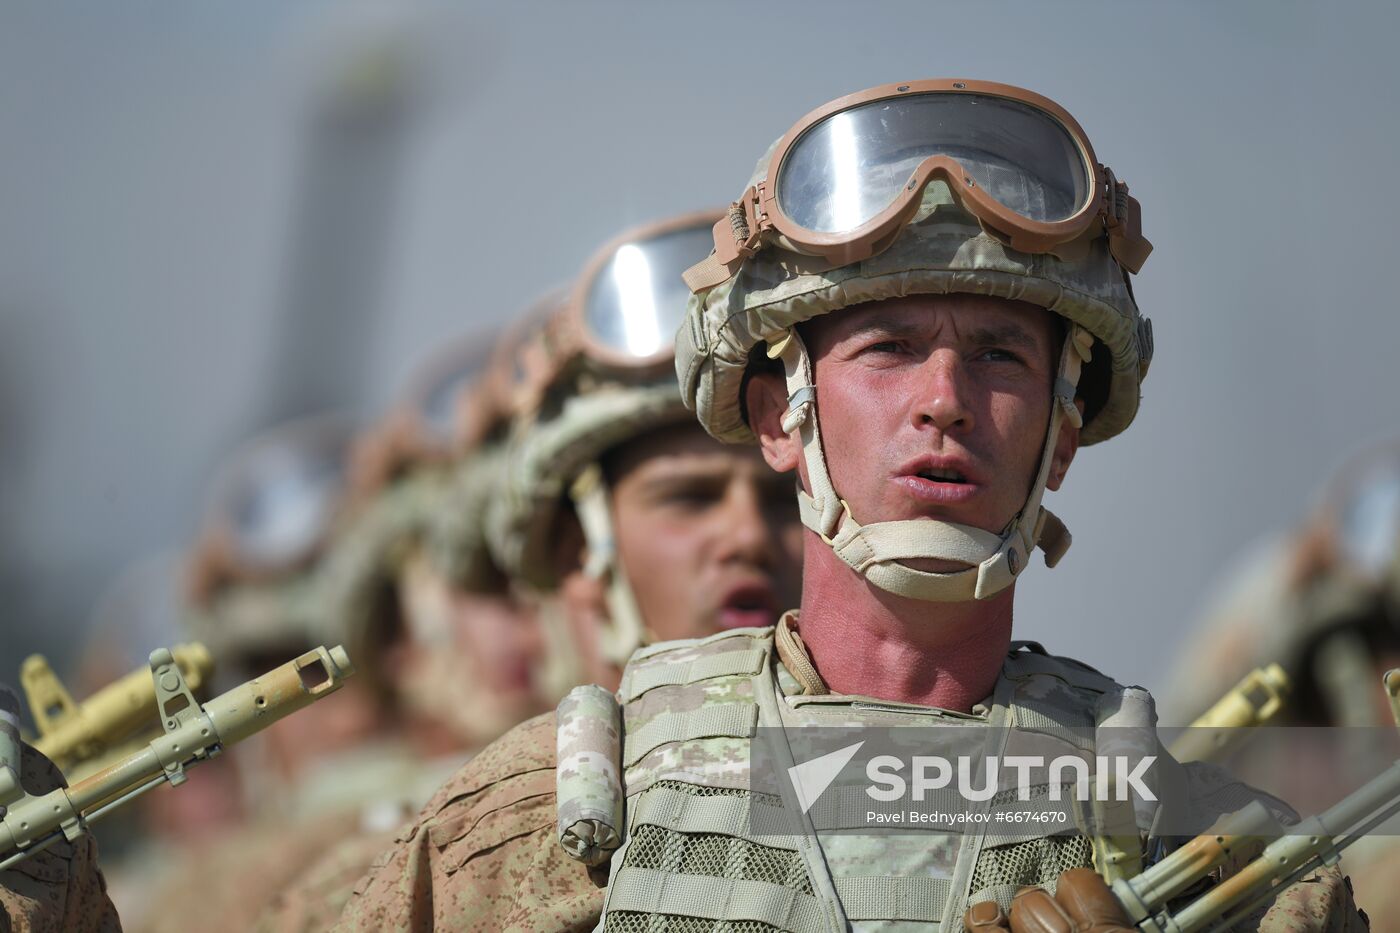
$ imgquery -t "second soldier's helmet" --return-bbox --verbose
[487,211,720,665]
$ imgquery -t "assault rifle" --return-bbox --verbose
[1167,664,1291,764]
[21,643,215,775]
[1111,668,1400,932]
[0,644,353,870]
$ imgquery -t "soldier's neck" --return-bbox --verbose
[795,537,1013,712]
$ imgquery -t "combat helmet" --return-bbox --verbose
[677,79,1155,602]
[311,332,513,707]
[1184,441,1400,727]
[487,211,721,666]
[184,414,356,676]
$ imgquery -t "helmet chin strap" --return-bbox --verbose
[569,463,650,665]
[768,323,1092,602]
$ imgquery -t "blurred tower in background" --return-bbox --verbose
[252,18,421,429]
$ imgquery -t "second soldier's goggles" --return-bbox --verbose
[513,211,720,409]
[685,79,1152,292]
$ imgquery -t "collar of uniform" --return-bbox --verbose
[773,610,995,718]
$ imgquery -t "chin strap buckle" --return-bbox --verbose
[782,385,816,433]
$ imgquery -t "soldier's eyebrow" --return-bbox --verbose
[964,324,1041,352]
[840,315,1042,351]
[632,460,734,490]
[840,315,927,343]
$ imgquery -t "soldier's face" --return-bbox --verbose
[748,295,1079,557]
[395,555,544,735]
[607,422,803,640]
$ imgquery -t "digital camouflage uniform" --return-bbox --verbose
[333,712,605,932]
[1,741,122,933]
[253,450,523,933]
[252,347,544,933]
[334,625,1364,932]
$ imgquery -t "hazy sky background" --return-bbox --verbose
[2,1,1398,721]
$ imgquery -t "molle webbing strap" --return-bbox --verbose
[621,647,768,703]
[630,784,797,850]
[623,703,759,768]
[607,866,827,930]
[833,876,953,922]
[681,250,737,294]
[774,614,827,696]
[1012,708,1094,748]
[804,785,968,830]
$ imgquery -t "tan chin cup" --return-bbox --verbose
[569,463,647,666]
[770,323,1090,602]
[684,78,1152,294]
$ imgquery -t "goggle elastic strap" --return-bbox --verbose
[770,323,1090,601]
[569,463,650,665]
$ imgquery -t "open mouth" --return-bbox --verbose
[898,459,981,505]
[717,584,778,630]
[916,467,969,484]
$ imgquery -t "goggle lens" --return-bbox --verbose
[419,359,481,443]
[583,224,716,359]
[1337,463,1400,579]
[227,442,344,566]
[775,92,1091,234]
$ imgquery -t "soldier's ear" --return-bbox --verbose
[745,372,801,474]
[559,567,609,684]
[1047,398,1082,492]
[551,509,586,578]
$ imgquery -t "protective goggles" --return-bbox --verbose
[523,211,721,404]
[1330,447,1400,583]
[479,289,567,420]
[685,79,1151,292]
[381,335,498,467]
[406,338,493,452]
[206,416,353,577]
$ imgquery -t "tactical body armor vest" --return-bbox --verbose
[560,625,1152,933]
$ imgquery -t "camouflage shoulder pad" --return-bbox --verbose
[1002,643,1122,696]
[627,625,770,664]
[620,629,772,706]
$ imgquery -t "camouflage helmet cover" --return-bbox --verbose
[677,175,1153,448]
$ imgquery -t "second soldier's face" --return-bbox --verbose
[607,422,803,640]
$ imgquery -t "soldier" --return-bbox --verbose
[335,80,1363,932]
[1164,442,1400,926]
[135,415,394,933]
[333,210,805,930]
[1,684,123,932]
[254,337,548,933]
[481,212,804,692]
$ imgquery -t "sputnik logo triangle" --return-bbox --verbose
[787,741,864,814]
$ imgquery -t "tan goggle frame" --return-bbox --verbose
[518,210,723,409]
[686,79,1151,292]
[476,289,568,422]
[190,416,354,599]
